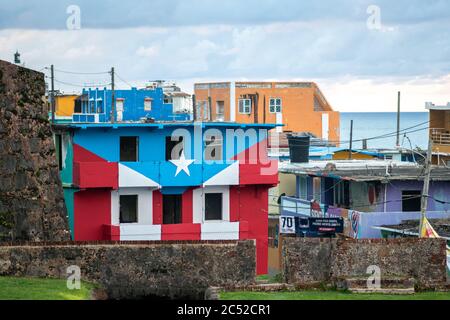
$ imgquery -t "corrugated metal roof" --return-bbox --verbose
[279,160,450,181]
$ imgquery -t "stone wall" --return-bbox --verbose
[282,237,447,289]
[0,240,256,299]
[0,60,69,241]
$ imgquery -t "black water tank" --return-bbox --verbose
[288,134,310,163]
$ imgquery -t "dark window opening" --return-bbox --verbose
[120,195,138,223]
[74,99,82,113]
[402,190,421,212]
[205,193,223,220]
[120,136,138,162]
[55,134,63,171]
[165,136,184,161]
[163,195,182,224]
[334,180,350,208]
[342,181,350,207]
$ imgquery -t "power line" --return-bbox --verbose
[115,72,134,88]
[45,67,109,75]
[45,75,111,88]
[336,121,430,144]
[271,194,430,212]
[426,195,450,205]
[283,122,430,147]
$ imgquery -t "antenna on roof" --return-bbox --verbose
[14,50,21,64]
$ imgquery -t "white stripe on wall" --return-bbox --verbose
[230,82,236,122]
[201,221,240,240]
[120,224,161,241]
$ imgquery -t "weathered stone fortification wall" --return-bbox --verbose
[282,237,447,289]
[0,60,69,241]
[0,240,256,299]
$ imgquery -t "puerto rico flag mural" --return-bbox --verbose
[58,122,279,274]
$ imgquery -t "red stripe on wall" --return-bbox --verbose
[161,224,201,241]
[152,190,163,225]
[182,188,193,224]
[232,139,278,185]
[73,143,107,162]
[73,161,118,189]
[229,186,240,222]
[74,189,111,241]
[237,185,269,275]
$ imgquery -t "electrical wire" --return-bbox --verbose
[45,75,111,88]
[271,194,426,211]
[45,67,109,75]
[115,72,134,88]
[426,195,450,205]
[282,120,430,146]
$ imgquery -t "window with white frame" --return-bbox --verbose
[238,99,252,114]
[144,98,152,111]
[112,188,153,226]
[269,98,282,113]
[216,101,225,121]
[205,193,223,220]
[96,99,104,113]
[192,186,230,224]
[298,176,308,200]
[119,195,138,223]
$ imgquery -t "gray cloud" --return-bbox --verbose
[0,0,449,29]
[0,0,449,109]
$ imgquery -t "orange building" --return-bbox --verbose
[427,102,450,165]
[194,81,340,142]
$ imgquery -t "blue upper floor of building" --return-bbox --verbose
[74,87,191,123]
[56,122,279,190]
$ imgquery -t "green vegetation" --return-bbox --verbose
[0,276,96,300]
[256,273,282,283]
[220,290,450,300]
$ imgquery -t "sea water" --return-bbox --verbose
[340,112,429,149]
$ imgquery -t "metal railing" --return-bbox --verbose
[430,128,450,146]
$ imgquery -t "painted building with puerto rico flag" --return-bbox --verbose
[53,121,278,274]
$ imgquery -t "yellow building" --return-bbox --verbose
[332,149,379,160]
[55,94,78,117]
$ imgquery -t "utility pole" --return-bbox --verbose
[419,137,433,236]
[192,94,197,121]
[50,64,55,124]
[110,67,115,123]
[396,91,401,147]
[349,120,353,160]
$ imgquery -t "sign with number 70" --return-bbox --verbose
[279,216,296,234]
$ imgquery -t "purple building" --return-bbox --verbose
[279,160,450,238]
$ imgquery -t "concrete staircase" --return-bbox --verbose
[338,276,415,294]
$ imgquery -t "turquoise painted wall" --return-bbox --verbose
[63,188,76,239]
[60,133,73,185]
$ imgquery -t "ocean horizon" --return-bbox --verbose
[340,112,428,150]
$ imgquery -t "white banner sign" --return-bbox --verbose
[279,216,296,234]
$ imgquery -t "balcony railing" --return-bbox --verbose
[431,128,450,146]
[281,196,330,217]
[73,161,118,189]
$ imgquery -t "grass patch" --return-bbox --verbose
[256,274,283,283]
[220,290,450,300]
[0,276,96,300]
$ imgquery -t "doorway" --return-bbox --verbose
[163,194,182,224]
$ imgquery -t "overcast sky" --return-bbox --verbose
[0,0,449,111]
